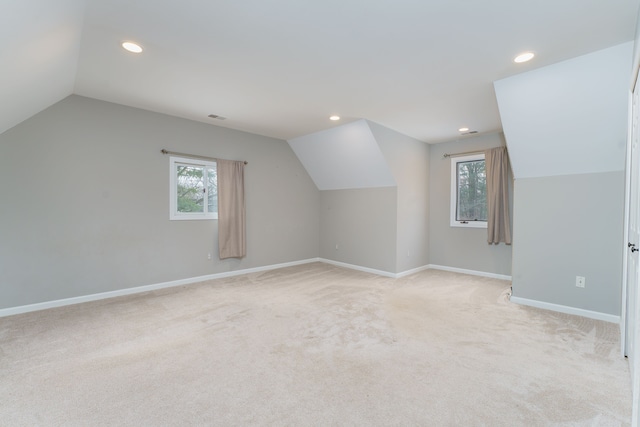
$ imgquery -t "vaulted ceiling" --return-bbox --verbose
[2,0,638,142]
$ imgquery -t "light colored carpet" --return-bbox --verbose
[0,262,632,426]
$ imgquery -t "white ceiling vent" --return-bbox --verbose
[208,114,226,120]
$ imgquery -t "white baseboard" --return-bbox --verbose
[319,259,432,279]
[510,296,620,324]
[318,259,507,281]
[319,258,397,278]
[0,258,513,318]
[427,264,512,281]
[396,265,431,278]
[0,258,320,318]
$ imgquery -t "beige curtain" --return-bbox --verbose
[485,147,511,245]
[217,159,246,259]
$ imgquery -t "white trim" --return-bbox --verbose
[450,153,488,228]
[318,259,430,279]
[0,259,513,317]
[510,296,621,324]
[318,260,509,281]
[427,264,512,281]
[622,89,634,357]
[396,265,431,278]
[319,258,397,278]
[169,156,218,220]
[450,221,487,228]
[0,258,320,318]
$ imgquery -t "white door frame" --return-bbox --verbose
[624,62,640,427]
[622,89,633,359]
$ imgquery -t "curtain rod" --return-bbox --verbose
[442,150,484,159]
[161,149,248,165]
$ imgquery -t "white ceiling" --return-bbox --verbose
[3,0,639,142]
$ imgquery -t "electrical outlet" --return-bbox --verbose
[335,244,339,250]
[207,253,212,260]
[576,276,585,288]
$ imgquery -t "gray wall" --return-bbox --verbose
[428,132,513,276]
[319,187,397,273]
[369,121,430,273]
[318,121,430,275]
[512,172,625,315]
[494,43,630,316]
[0,95,320,309]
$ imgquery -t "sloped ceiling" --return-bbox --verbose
[1,0,638,142]
[0,0,84,135]
[494,42,632,179]
[288,120,395,190]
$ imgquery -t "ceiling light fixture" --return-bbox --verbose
[458,127,469,132]
[514,52,535,63]
[122,41,143,53]
[329,115,340,121]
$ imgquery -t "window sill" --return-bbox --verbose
[170,215,218,221]
[450,221,487,229]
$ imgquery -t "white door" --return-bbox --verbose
[627,79,638,363]
[627,69,640,427]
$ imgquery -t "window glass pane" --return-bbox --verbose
[176,165,204,213]
[207,166,217,214]
[456,160,487,221]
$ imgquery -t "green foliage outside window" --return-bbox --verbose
[177,165,217,213]
[456,160,487,221]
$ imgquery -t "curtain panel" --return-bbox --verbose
[485,147,512,245]
[217,159,246,259]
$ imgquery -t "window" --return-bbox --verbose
[450,153,487,228]
[170,156,217,220]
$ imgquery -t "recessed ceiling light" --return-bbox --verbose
[329,115,340,121]
[458,127,469,132]
[514,52,535,63]
[122,41,143,53]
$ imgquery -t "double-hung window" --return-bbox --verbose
[450,153,487,228]
[169,156,218,220]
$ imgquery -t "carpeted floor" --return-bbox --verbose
[0,262,632,426]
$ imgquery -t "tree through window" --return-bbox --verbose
[450,153,487,228]
[170,157,218,220]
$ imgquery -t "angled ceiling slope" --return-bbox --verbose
[2,0,638,142]
[494,42,632,179]
[0,0,85,135]
[288,120,396,191]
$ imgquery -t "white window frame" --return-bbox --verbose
[169,156,218,220]
[450,153,487,228]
